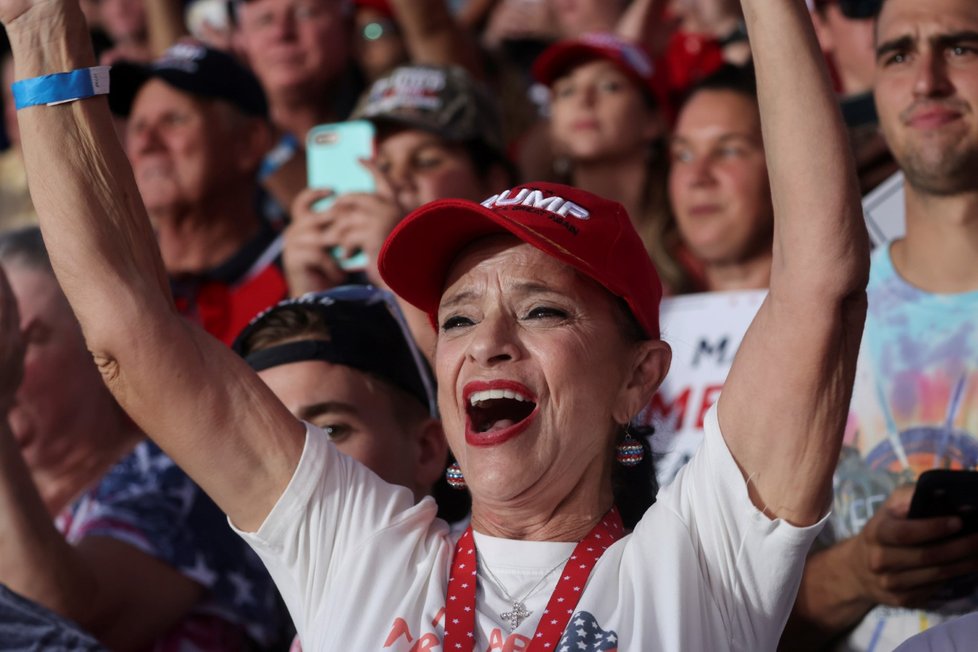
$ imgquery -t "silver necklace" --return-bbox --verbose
[478,556,570,631]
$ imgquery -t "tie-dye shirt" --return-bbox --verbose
[824,244,978,651]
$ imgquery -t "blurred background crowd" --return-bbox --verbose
[1,0,977,650]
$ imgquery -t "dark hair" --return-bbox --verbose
[461,138,520,187]
[682,63,758,109]
[0,227,53,273]
[236,303,332,355]
[613,424,657,531]
[632,138,696,295]
[238,301,430,424]
[816,0,887,18]
[610,297,658,529]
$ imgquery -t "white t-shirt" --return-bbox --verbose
[234,405,824,651]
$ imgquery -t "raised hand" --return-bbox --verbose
[0,0,71,33]
[317,191,405,287]
[283,187,348,297]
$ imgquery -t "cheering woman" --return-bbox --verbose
[1,0,867,648]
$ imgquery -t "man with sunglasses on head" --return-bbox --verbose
[233,287,448,506]
[783,0,978,650]
[811,0,899,193]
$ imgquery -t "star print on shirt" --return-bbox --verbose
[557,611,618,651]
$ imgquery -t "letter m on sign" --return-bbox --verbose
[644,388,691,432]
[692,337,730,367]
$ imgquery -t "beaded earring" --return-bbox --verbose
[616,428,644,467]
[446,462,467,489]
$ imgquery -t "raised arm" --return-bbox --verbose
[1,0,304,532]
[389,0,483,78]
[717,0,869,525]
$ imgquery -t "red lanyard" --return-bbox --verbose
[443,508,624,651]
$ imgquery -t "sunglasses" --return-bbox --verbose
[815,0,882,20]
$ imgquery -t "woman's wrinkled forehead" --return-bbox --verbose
[441,234,525,290]
[436,236,621,320]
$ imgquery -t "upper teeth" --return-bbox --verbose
[469,389,532,405]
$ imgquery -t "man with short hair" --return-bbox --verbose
[784,0,978,649]
[234,286,453,652]
[233,287,448,505]
[110,41,288,345]
[233,0,357,141]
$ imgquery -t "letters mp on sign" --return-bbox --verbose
[634,290,766,486]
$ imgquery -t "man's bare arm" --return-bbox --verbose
[782,488,978,649]
[718,0,870,526]
[3,0,304,532]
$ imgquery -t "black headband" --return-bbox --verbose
[233,286,437,417]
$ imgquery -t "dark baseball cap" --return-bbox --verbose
[109,40,268,118]
[233,285,438,417]
[351,64,505,155]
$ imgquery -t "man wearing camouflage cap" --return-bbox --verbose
[283,64,515,351]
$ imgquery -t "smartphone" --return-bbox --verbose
[306,120,376,271]
[908,470,978,535]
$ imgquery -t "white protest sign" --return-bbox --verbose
[862,171,905,247]
[634,289,766,486]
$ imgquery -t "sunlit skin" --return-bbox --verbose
[374,129,502,213]
[125,80,254,216]
[433,238,669,537]
[235,0,349,97]
[549,60,662,164]
[258,360,439,500]
[873,0,978,195]
[668,89,773,267]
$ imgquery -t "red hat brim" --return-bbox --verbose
[380,199,604,330]
[532,40,647,94]
[532,38,672,123]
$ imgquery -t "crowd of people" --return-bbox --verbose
[0,0,976,650]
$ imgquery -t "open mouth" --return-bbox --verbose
[464,383,538,445]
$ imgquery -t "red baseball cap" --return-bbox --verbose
[532,33,669,112]
[354,0,393,17]
[378,182,662,338]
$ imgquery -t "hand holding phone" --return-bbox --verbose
[838,484,978,609]
[908,470,978,535]
[306,121,376,271]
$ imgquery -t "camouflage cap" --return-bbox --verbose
[352,64,505,155]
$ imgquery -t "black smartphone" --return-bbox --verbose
[908,469,978,535]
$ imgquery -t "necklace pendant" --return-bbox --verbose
[500,601,531,631]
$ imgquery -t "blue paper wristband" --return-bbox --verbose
[12,66,111,110]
